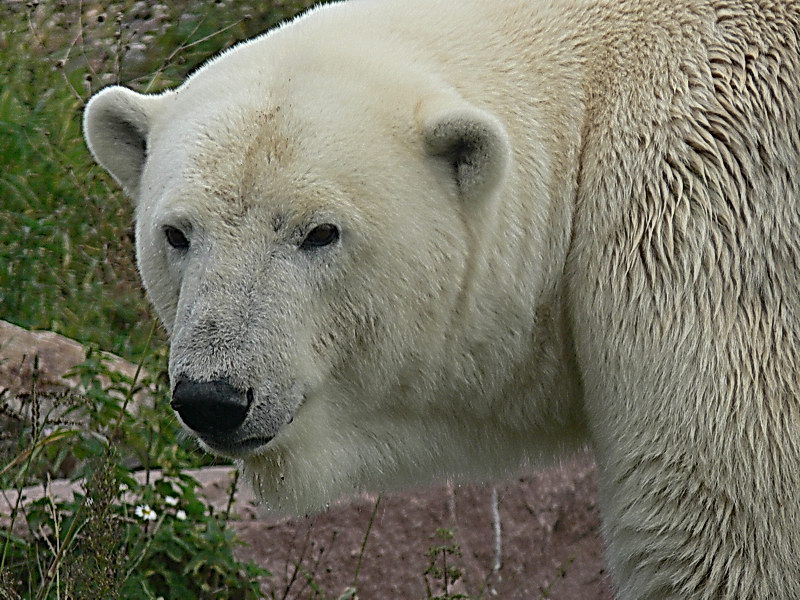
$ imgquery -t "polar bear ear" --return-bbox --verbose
[419,97,511,204]
[83,86,163,196]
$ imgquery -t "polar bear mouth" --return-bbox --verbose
[200,435,275,457]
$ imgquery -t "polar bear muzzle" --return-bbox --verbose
[169,375,280,455]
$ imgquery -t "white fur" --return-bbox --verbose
[84,1,800,597]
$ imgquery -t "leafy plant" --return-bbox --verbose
[423,529,471,600]
[0,342,270,600]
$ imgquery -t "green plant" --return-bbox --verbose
[0,0,161,360]
[423,528,471,600]
[117,469,270,599]
[0,347,271,600]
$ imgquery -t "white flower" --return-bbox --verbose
[164,495,179,506]
[135,504,157,521]
[175,509,187,521]
[119,483,129,492]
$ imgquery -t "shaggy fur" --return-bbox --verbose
[84,1,800,597]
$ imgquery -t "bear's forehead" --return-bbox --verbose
[151,144,356,237]
[192,106,295,195]
[147,68,418,227]
[151,101,308,219]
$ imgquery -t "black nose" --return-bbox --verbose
[170,377,252,435]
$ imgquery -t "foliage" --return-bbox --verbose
[0,346,269,599]
[423,529,471,600]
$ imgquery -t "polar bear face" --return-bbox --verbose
[84,37,511,511]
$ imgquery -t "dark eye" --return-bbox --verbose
[300,224,339,250]
[164,226,190,250]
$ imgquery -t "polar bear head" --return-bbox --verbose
[83,24,512,512]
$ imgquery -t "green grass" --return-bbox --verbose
[0,44,143,356]
[1,2,151,359]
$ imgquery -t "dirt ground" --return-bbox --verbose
[229,453,613,600]
[2,457,613,599]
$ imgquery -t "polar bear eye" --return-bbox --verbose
[300,224,339,250]
[164,226,190,250]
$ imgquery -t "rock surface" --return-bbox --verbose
[0,319,149,434]
[240,454,613,600]
[0,320,143,397]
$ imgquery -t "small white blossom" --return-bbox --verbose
[119,483,129,492]
[175,509,187,521]
[164,495,179,506]
[135,504,157,521]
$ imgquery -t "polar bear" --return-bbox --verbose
[83,0,800,597]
